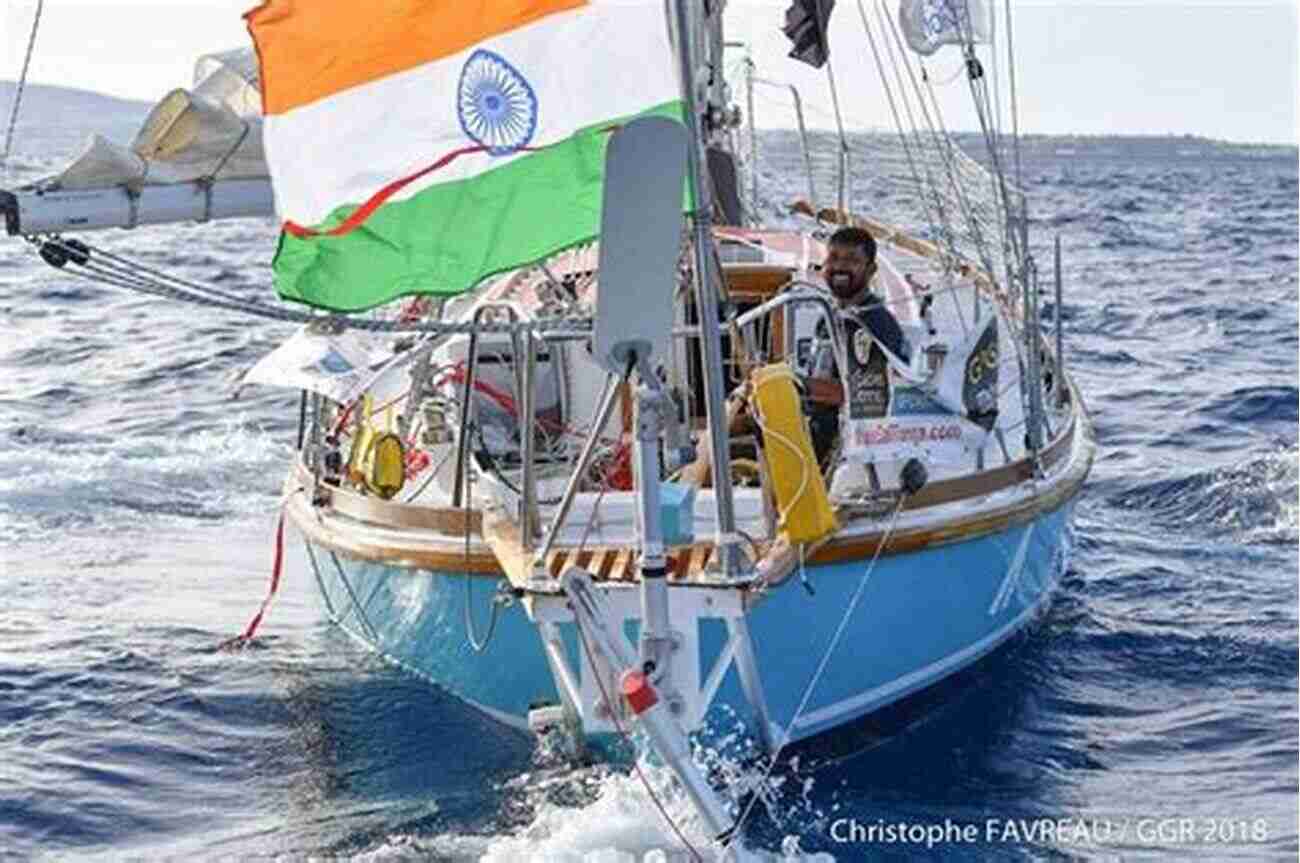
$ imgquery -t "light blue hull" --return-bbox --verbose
[306,502,1074,746]
[730,506,1074,743]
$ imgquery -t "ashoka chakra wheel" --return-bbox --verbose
[456,49,538,156]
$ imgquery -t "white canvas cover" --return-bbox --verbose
[54,49,267,190]
[241,325,395,404]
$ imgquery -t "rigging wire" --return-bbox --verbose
[855,0,991,324]
[877,0,997,336]
[854,0,1039,401]
[816,0,851,214]
[2,0,43,183]
[959,33,1025,271]
[874,0,971,335]
[1004,0,1026,202]
[728,496,908,839]
[987,1,1010,265]
[326,551,384,645]
[27,235,594,336]
[855,0,945,247]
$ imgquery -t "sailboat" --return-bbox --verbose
[3,0,1092,787]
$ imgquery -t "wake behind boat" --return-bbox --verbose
[3,0,1092,854]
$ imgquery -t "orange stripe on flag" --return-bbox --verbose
[245,0,586,115]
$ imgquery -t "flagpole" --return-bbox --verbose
[669,0,740,578]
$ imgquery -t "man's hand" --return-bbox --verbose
[727,381,754,434]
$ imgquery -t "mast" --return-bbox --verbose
[706,0,729,113]
[670,0,740,577]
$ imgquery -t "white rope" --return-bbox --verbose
[464,575,504,652]
[745,385,813,528]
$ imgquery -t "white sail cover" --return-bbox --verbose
[54,49,267,190]
[898,0,991,56]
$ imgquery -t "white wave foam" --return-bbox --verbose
[1240,445,1300,543]
[474,722,836,863]
[0,413,292,541]
[345,743,838,863]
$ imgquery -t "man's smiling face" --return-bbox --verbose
[823,241,876,304]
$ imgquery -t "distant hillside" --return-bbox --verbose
[1003,132,1298,160]
[0,81,151,118]
[758,126,1297,164]
[0,81,153,166]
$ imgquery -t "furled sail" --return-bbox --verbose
[246,0,685,312]
[2,49,273,235]
[56,49,266,190]
[897,0,991,56]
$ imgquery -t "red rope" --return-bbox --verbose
[218,510,286,651]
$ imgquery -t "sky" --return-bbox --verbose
[3,0,1297,145]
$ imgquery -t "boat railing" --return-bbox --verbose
[747,77,817,213]
[518,326,538,550]
[732,282,847,378]
[454,289,805,561]
[741,67,857,221]
[452,302,525,511]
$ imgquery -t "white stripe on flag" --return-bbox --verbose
[264,3,677,226]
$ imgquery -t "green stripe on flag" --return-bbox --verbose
[273,101,687,312]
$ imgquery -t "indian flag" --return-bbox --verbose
[246,0,683,312]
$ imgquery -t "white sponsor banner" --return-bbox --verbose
[845,414,989,464]
[843,385,991,464]
[241,325,393,404]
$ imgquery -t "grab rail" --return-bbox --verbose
[732,283,847,378]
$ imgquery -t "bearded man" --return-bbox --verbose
[803,226,910,463]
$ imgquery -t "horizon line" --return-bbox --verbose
[3,78,1297,150]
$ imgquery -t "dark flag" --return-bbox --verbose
[782,0,835,68]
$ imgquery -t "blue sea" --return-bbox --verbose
[1,86,1296,861]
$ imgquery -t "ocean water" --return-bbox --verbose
[0,87,1296,861]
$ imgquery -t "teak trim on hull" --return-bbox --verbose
[811,415,1092,570]
[284,391,1093,583]
[292,465,481,535]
